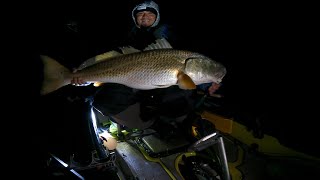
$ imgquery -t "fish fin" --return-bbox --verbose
[119,46,141,54]
[77,50,122,70]
[177,71,196,90]
[40,55,71,95]
[143,38,173,51]
[93,82,103,87]
[95,50,122,62]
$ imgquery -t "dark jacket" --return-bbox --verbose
[127,23,176,50]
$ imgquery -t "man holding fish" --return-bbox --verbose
[41,0,225,129]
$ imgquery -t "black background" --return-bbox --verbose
[7,0,319,176]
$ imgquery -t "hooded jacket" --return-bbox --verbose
[132,0,160,28]
[128,0,174,50]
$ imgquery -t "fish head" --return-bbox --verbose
[184,55,227,85]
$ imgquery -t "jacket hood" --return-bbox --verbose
[132,1,160,28]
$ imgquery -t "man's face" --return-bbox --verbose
[136,11,156,28]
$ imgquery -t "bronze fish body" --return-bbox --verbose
[40,39,226,95]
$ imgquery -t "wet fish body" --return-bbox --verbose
[40,48,226,95]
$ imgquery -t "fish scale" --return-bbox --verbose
[72,50,187,86]
[40,46,226,95]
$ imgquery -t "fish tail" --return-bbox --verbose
[40,55,71,95]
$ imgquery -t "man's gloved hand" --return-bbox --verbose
[71,78,92,86]
[197,82,222,97]
[208,82,221,96]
